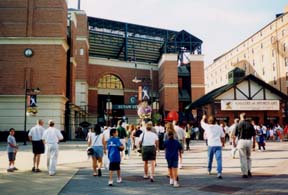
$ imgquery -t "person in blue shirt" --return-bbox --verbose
[107,128,124,186]
[163,130,182,188]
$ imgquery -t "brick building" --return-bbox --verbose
[0,0,204,140]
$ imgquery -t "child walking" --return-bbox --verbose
[7,128,18,172]
[107,128,124,186]
[163,130,182,187]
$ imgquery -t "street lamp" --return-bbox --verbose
[24,80,40,145]
[106,93,112,126]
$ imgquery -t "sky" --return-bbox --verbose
[67,0,288,66]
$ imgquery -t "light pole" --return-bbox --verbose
[24,80,40,145]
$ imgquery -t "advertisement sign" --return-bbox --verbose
[221,100,279,111]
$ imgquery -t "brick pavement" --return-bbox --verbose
[0,141,288,195]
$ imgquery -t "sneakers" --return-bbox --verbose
[32,167,36,172]
[169,179,174,185]
[7,168,14,172]
[217,173,223,179]
[248,171,252,177]
[143,175,149,179]
[150,177,154,182]
[117,177,122,183]
[242,175,248,178]
[108,180,113,186]
[208,171,211,175]
[98,169,102,177]
[173,182,180,188]
[179,164,183,169]
[35,168,41,172]
[12,167,18,171]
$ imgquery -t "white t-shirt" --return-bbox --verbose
[28,125,45,141]
[42,127,63,144]
[103,129,111,141]
[139,131,159,146]
[201,121,225,147]
[174,125,185,141]
[155,125,165,134]
[89,133,104,146]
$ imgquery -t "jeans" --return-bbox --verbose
[207,146,222,174]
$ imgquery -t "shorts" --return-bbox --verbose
[92,146,103,158]
[8,152,16,161]
[167,159,178,168]
[109,162,120,171]
[142,146,156,161]
[32,140,45,154]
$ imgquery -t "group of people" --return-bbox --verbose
[6,113,284,188]
[85,113,262,187]
[6,119,63,176]
[86,119,186,187]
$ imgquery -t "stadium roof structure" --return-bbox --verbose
[88,17,203,64]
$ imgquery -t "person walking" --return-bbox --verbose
[42,120,63,176]
[201,114,225,179]
[116,120,127,160]
[87,124,106,176]
[163,130,182,187]
[139,121,159,182]
[7,128,18,172]
[173,120,185,169]
[233,113,256,178]
[228,118,239,158]
[107,128,124,186]
[28,119,45,172]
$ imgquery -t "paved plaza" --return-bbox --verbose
[0,141,288,195]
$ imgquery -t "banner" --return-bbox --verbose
[221,100,279,111]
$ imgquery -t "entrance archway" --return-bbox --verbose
[97,74,124,125]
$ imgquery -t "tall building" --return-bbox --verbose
[206,6,288,95]
[0,0,204,140]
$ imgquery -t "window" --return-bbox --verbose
[285,57,288,67]
[262,68,265,75]
[253,59,255,66]
[284,43,286,52]
[274,77,277,85]
[282,29,285,36]
[286,72,288,81]
[262,55,264,62]
[272,49,274,57]
[273,63,275,71]
[97,74,123,89]
[261,43,263,49]
[252,48,254,54]
[244,53,246,58]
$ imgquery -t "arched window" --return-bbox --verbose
[97,74,123,89]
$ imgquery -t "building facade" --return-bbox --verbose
[205,7,288,95]
[0,0,204,140]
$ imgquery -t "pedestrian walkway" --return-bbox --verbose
[0,141,288,194]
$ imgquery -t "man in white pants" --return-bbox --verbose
[42,120,63,176]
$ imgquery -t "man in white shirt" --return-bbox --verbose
[28,119,45,172]
[201,114,225,179]
[42,120,63,176]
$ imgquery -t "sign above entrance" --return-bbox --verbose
[113,104,138,110]
[221,100,280,111]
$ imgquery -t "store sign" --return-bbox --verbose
[221,100,279,111]
[113,104,138,110]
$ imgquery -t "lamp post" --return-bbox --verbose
[24,80,40,145]
[106,93,112,126]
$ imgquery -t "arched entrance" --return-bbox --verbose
[97,74,124,126]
